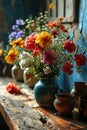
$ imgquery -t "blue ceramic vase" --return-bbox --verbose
[34,77,58,107]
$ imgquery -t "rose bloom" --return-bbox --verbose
[62,62,73,75]
[35,31,52,48]
[74,54,87,66]
[63,39,76,53]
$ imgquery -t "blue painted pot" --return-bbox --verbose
[34,77,58,107]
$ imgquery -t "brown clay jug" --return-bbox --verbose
[54,93,75,114]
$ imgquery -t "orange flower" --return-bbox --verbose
[46,21,60,28]
[35,31,52,48]
[5,48,19,64]
[49,3,55,9]
[9,38,24,47]
[0,49,4,55]
[58,17,64,22]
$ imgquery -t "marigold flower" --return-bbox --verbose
[9,38,24,48]
[35,31,52,48]
[49,3,55,9]
[46,21,60,28]
[74,54,87,66]
[5,48,19,64]
[62,62,73,75]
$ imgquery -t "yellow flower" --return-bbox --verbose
[35,31,52,48]
[9,38,24,48]
[0,49,4,55]
[49,3,55,9]
[5,48,19,64]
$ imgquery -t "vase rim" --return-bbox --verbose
[55,93,72,99]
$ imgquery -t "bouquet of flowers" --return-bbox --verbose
[4,5,87,80]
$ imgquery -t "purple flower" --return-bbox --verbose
[8,31,17,40]
[12,25,19,30]
[51,29,59,38]
[16,19,24,25]
[42,50,56,64]
[16,30,25,38]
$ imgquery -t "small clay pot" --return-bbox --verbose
[54,93,75,114]
[71,82,87,106]
[78,95,87,118]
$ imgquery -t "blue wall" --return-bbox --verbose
[57,0,87,92]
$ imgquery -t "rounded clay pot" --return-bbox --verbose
[54,93,75,114]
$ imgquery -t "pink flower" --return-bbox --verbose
[24,33,44,55]
[74,54,87,66]
[62,62,73,75]
[24,33,37,50]
[63,39,76,53]
[42,50,56,64]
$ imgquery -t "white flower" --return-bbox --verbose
[19,51,34,61]
[43,66,52,75]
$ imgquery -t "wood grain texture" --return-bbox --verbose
[0,77,87,130]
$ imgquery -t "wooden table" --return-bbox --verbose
[0,77,87,130]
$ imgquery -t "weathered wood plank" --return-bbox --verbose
[0,77,87,130]
[0,77,58,130]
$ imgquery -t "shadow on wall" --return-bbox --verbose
[0,0,40,46]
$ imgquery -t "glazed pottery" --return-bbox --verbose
[54,93,75,114]
[78,95,87,118]
[11,64,23,82]
[23,69,38,89]
[34,77,58,108]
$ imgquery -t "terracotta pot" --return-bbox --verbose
[71,82,87,106]
[78,95,87,118]
[54,93,75,114]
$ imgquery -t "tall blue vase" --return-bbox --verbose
[34,77,58,108]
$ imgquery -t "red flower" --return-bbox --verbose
[63,40,76,53]
[6,82,20,94]
[24,33,37,50]
[24,33,43,55]
[74,54,87,66]
[62,62,73,75]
